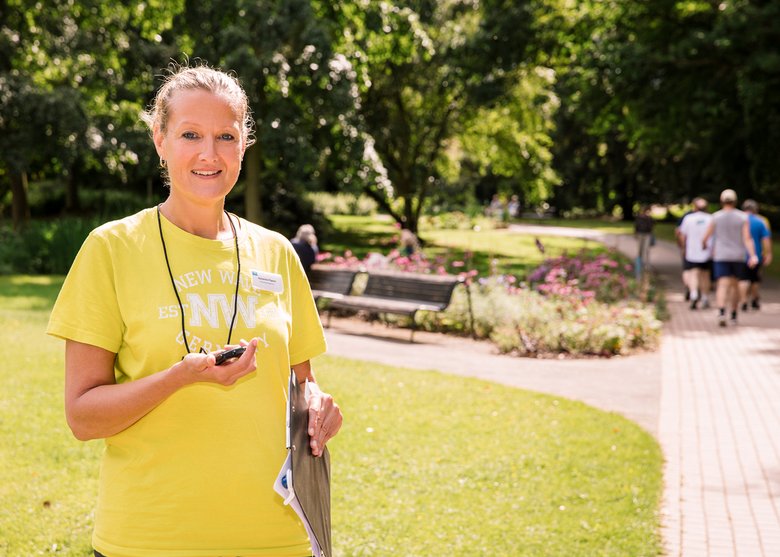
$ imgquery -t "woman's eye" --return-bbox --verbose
[182,131,198,140]
[219,133,236,141]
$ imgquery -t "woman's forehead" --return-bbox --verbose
[167,89,242,125]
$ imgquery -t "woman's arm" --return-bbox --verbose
[64,338,258,440]
[292,360,343,457]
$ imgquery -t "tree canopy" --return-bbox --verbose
[2,0,779,231]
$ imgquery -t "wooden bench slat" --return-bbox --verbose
[307,266,358,301]
[322,269,466,342]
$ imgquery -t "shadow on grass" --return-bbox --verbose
[0,275,64,311]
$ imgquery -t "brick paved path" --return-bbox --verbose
[649,248,780,557]
[660,290,780,557]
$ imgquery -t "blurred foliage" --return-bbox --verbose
[2,0,779,234]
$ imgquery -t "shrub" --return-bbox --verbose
[419,211,475,231]
[318,247,662,357]
[436,277,661,357]
[0,218,99,275]
[527,251,636,304]
[307,192,378,216]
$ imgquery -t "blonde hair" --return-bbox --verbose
[141,62,255,147]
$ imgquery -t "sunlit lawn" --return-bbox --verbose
[325,215,624,279]
[325,214,780,282]
[1,275,663,556]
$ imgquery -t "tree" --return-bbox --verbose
[0,0,180,227]
[174,0,364,231]
[457,65,560,209]
[340,0,537,233]
[542,0,780,215]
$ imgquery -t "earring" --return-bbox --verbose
[160,157,167,168]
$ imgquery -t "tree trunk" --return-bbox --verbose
[10,170,31,230]
[65,165,80,213]
[244,144,262,224]
[403,194,417,234]
[618,187,634,221]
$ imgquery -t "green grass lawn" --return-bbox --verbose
[1,275,663,556]
[324,215,624,279]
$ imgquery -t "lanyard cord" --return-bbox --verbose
[156,205,241,354]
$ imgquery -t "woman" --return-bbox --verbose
[47,63,342,557]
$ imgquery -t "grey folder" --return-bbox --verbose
[274,371,332,557]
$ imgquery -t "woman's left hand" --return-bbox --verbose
[304,382,343,457]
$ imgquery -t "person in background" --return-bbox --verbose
[46,63,342,557]
[486,194,505,219]
[400,228,420,256]
[701,188,759,327]
[634,205,655,273]
[507,194,521,220]
[740,199,772,311]
[677,197,713,309]
[675,199,696,301]
[291,223,319,276]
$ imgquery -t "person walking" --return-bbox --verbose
[677,197,713,309]
[47,63,342,557]
[740,199,773,311]
[675,200,696,300]
[701,189,759,327]
[634,205,655,277]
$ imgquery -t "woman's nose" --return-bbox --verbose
[199,138,218,161]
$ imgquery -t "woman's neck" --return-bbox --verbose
[159,198,233,240]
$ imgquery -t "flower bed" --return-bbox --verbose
[316,247,662,357]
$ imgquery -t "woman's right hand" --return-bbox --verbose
[176,338,258,387]
[65,338,260,440]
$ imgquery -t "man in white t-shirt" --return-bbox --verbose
[678,197,713,309]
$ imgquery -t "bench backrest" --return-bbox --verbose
[308,267,358,295]
[362,270,462,308]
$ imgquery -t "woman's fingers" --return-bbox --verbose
[181,339,258,386]
[307,392,343,456]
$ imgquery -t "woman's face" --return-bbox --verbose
[154,89,245,205]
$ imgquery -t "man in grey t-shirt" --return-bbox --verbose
[702,189,759,326]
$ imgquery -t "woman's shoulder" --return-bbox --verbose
[237,218,293,248]
[90,207,158,241]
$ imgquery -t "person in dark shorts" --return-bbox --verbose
[678,197,713,309]
[675,201,696,300]
[740,199,773,311]
[701,189,759,326]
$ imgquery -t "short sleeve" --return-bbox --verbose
[286,244,327,365]
[47,231,124,353]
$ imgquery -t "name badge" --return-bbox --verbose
[251,270,284,293]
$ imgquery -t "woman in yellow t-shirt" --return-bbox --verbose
[47,63,342,557]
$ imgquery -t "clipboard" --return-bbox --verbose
[273,371,332,557]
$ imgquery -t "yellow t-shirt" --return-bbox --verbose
[47,208,327,557]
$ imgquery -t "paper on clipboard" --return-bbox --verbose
[273,372,332,557]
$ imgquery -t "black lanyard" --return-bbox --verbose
[156,205,241,355]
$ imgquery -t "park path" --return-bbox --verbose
[512,224,780,557]
[322,223,780,556]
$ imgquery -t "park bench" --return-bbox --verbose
[307,265,359,303]
[323,269,469,342]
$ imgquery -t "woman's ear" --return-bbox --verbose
[152,125,165,159]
